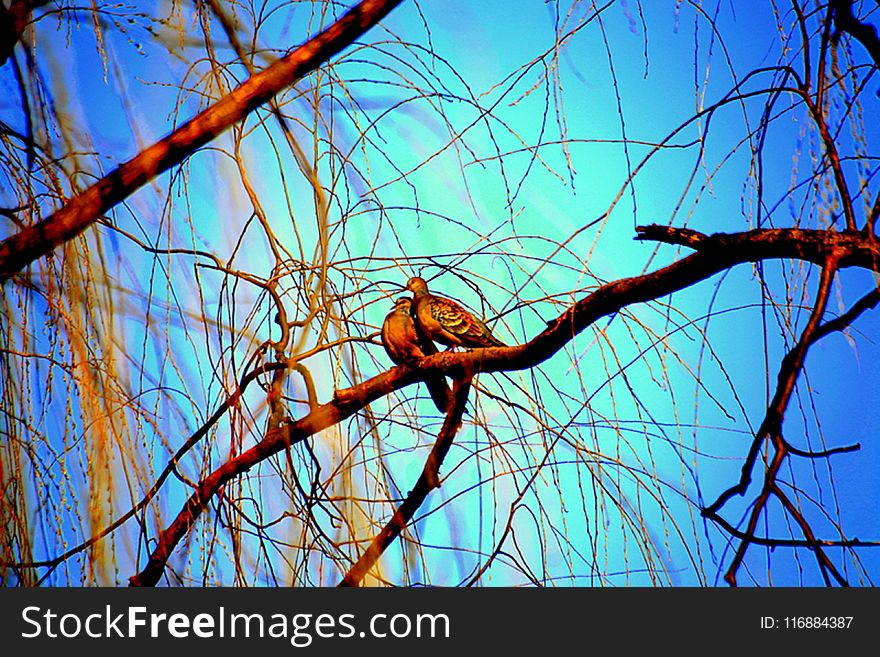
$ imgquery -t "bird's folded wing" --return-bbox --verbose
[431,298,475,336]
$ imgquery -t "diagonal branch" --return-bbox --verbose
[0,360,285,576]
[700,279,880,585]
[128,377,391,586]
[0,0,404,282]
[128,225,880,586]
[338,376,472,587]
[703,278,880,521]
[770,482,847,586]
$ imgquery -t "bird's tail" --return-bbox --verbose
[425,376,453,414]
[487,333,506,347]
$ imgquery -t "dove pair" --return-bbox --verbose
[381,276,505,413]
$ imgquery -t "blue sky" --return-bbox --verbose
[1,0,878,586]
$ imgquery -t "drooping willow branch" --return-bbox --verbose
[128,224,880,586]
[0,360,285,580]
[0,0,404,282]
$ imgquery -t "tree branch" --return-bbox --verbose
[703,279,880,521]
[338,376,472,587]
[0,0,50,66]
[0,360,285,580]
[0,0,404,282]
[716,259,839,585]
[128,224,880,586]
[832,0,880,69]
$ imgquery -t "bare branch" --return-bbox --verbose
[716,260,838,585]
[0,0,403,282]
[128,225,880,586]
[338,376,472,587]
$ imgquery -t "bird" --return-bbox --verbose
[381,296,451,413]
[405,276,506,349]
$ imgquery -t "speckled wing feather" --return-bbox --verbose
[430,296,504,348]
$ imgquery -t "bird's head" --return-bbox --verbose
[405,276,429,295]
[393,297,412,312]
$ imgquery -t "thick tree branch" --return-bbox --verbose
[832,0,880,69]
[0,0,49,65]
[128,225,880,586]
[634,224,880,269]
[0,0,404,282]
[338,376,472,587]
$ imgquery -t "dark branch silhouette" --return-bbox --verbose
[832,0,880,68]
[0,0,50,66]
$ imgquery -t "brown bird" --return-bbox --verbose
[405,276,506,349]
[381,297,451,413]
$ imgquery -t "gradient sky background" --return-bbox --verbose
[2,1,879,586]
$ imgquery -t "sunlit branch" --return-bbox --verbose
[0,0,404,282]
[128,224,880,586]
[0,360,286,576]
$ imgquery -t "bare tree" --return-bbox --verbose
[1,0,878,587]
